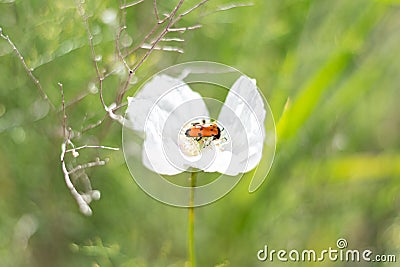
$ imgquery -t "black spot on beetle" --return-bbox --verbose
[185,129,191,137]
[213,127,221,140]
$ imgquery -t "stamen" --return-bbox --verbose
[178,118,228,156]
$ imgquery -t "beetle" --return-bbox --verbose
[185,119,221,141]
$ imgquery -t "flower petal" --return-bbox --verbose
[202,149,232,174]
[126,74,208,132]
[127,74,210,175]
[217,76,266,175]
[142,109,183,175]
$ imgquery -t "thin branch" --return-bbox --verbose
[116,25,131,71]
[167,25,202,33]
[104,67,121,79]
[116,0,208,108]
[131,0,185,74]
[107,101,128,114]
[123,0,187,57]
[116,0,130,71]
[201,2,254,17]
[61,131,92,216]
[58,88,91,214]
[66,145,119,153]
[62,90,90,110]
[153,0,160,22]
[140,43,184,53]
[159,37,185,42]
[76,1,107,110]
[0,28,56,111]
[79,114,108,134]
[215,2,254,12]
[68,158,109,175]
[125,22,161,57]
[58,83,67,138]
[179,0,208,18]
[57,82,114,215]
[120,0,128,26]
[117,0,182,104]
[116,71,134,106]
[120,0,145,9]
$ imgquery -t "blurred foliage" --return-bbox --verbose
[1,0,400,266]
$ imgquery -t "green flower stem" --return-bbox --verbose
[188,171,197,267]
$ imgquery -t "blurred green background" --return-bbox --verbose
[1,0,400,266]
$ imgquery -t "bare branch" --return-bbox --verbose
[215,2,254,12]
[153,0,160,22]
[141,43,184,53]
[108,101,128,114]
[167,25,202,33]
[58,83,67,138]
[119,0,128,26]
[116,0,130,71]
[159,37,185,42]
[179,0,208,18]
[68,158,109,175]
[116,0,210,108]
[201,2,254,17]
[130,0,185,74]
[123,0,199,58]
[61,131,92,216]
[58,88,91,215]
[76,1,107,110]
[125,23,160,57]
[62,90,90,110]
[79,114,108,134]
[120,0,145,10]
[0,28,55,111]
[57,82,116,215]
[116,25,131,71]
[66,145,119,153]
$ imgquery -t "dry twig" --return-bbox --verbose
[0,28,56,111]
[59,81,119,215]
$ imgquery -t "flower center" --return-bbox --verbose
[178,118,227,157]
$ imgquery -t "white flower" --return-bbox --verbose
[126,74,266,176]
